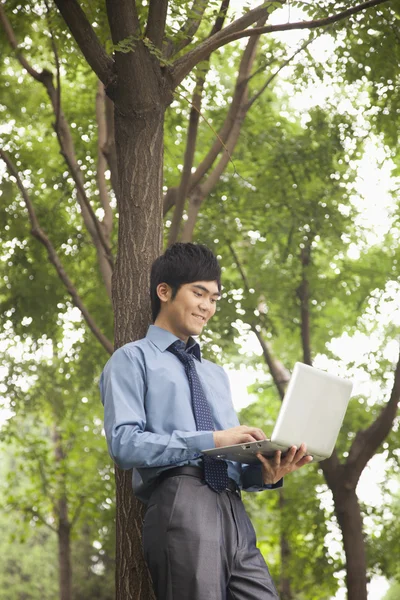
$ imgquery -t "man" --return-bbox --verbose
[100,242,312,600]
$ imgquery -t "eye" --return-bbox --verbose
[193,291,202,297]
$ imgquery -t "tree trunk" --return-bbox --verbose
[112,107,165,344]
[279,490,293,600]
[332,485,368,600]
[112,104,165,599]
[52,426,73,600]
[58,496,72,600]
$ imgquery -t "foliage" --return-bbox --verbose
[0,340,115,599]
[383,581,400,600]
[241,394,341,599]
[0,509,59,600]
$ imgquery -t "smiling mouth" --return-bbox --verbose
[192,314,206,323]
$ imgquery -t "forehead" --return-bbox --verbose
[186,281,220,296]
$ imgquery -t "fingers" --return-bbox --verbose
[241,425,267,441]
[243,434,258,443]
[256,450,281,467]
[281,443,307,466]
[293,443,307,464]
[256,453,273,476]
[281,444,314,472]
[215,425,267,447]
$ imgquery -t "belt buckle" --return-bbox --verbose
[226,483,241,498]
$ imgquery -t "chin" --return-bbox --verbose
[187,324,204,336]
[189,327,202,337]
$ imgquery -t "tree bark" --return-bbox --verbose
[58,496,72,600]
[110,60,167,599]
[52,426,72,600]
[279,490,293,600]
[328,477,368,600]
[115,470,154,600]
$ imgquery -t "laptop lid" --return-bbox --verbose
[271,362,353,458]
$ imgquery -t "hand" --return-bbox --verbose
[213,425,267,448]
[257,443,313,485]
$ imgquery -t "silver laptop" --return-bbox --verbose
[203,362,353,463]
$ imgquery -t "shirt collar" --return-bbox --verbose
[146,325,202,361]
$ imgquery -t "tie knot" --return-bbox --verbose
[168,340,192,365]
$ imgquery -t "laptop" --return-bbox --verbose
[203,362,353,463]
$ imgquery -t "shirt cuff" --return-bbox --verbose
[241,463,283,492]
[186,431,215,454]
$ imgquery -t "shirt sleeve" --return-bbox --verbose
[241,463,283,492]
[100,346,215,470]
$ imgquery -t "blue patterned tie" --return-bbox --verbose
[168,340,229,493]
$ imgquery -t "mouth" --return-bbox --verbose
[192,314,206,324]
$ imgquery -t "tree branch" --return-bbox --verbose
[165,0,208,59]
[70,495,86,529]
[346,348,400,483]
[105,0,141,48]
[295,235,342,473]
[145,0,169,50]
[246,36,314,110]
[0,6,114,295]
[30,445,57,508]
[167,80,203,246]
[96,80,113,241]
[0,150,114,356]
[228,242,290,400]
[172,2,275,86]
[27,507,58,533]
[180,110,244,242]
[105,0,147,101]
[171,0,389,87]
[164,20,311,220]
[53,105,115,272]
[52,0,114,86]
[182,12,264,194]
[44,0,61,133]
[163,186,178,216]
[167,0,230,243]
[179,13,267,240]
[103,94,119,198]
[0,5,41,80]
[297,244,313,366]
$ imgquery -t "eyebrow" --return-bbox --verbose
[192,284,220,298]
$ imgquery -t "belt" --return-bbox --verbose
[157,465,240,496]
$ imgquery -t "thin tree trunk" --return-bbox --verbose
[279,490,293,600]
[331,484,368,600]
[58,496,72,600]
[53,427,72,600]
[297,242,373,600]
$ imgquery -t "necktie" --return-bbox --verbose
[168,340,229,493]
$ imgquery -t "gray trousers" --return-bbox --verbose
[142,473,279,600]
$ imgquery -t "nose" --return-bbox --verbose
[198,300,208,312]
[198,298,212,313]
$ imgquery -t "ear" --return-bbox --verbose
[156,283,171,304]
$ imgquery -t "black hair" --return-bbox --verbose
[150,243,221,322]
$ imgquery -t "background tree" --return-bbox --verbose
[0,339,116,600]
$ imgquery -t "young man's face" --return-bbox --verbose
[155,280,220,341]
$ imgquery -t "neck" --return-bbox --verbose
[153,317,189,343]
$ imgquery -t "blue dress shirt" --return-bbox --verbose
[100,325,282,502]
